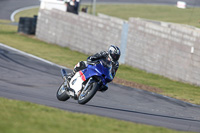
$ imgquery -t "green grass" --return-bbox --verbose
[15,4,200,28]
[95,4,200,28]
[14,7,39,22]
[0,97,193,133]
[0,20,87,68]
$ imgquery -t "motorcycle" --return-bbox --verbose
[56,59,113,104]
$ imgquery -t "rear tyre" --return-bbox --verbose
[78,82,98,104]
[56,83,70,101]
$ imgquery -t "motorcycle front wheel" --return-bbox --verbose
[78,82,98,104]
[56,83,70,101]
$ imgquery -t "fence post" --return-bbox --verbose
[119,22,129,64]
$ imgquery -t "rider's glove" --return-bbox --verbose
[87,56,93,62]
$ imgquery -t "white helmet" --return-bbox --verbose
[108,45,121,62]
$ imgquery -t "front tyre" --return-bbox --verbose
[78,82,98,104]
[56,83,70,101]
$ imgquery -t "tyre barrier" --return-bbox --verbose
[18,15,37,35]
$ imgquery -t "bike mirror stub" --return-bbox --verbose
[61,69,67,78]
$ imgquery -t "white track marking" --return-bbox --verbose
[10,5,39,22]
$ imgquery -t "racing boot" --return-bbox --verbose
[63,70,75,92]
[67,70,76,83]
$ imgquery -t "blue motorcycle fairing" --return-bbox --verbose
[81,61,113,85]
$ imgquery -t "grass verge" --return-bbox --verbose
[15,5,200,28]
[0,97,193,133]
[88,4,200,28]
[14,7,39,22]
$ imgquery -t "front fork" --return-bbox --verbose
[79,78,92,97]
[79,77,103,98]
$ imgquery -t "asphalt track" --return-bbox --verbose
[0,43,200,132]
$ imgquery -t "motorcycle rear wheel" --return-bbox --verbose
[56,83,70,101]
[78,82,98,104]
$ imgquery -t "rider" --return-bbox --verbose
[67,45,121,91]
